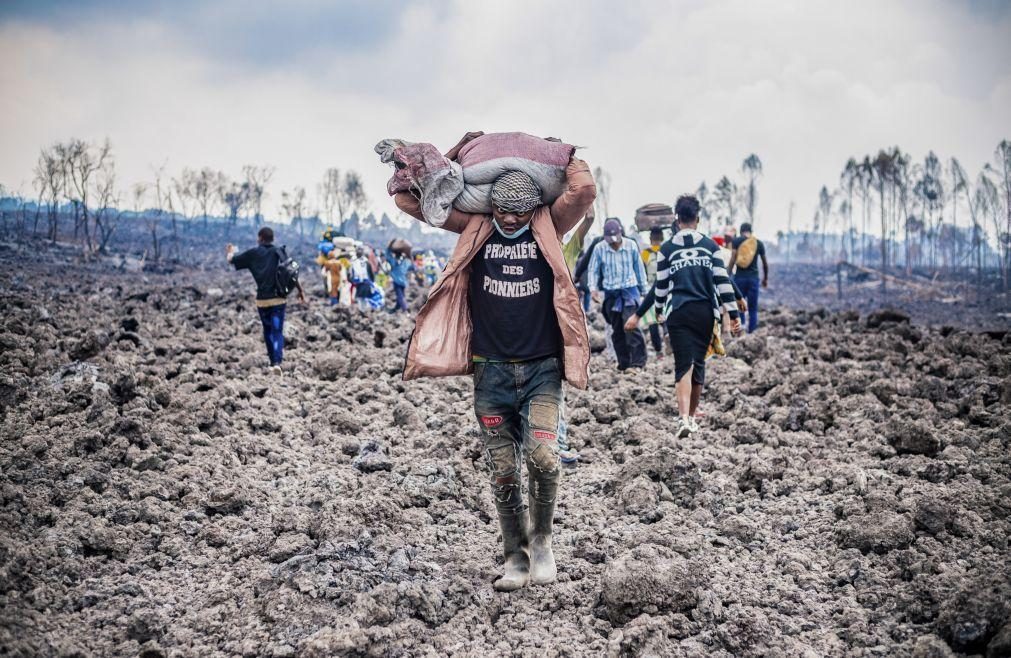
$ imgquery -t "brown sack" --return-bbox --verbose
[389,238,412,258]
[635,203,675,232]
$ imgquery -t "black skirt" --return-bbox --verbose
[666,300,713,385]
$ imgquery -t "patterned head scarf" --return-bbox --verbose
[490,171,542,214]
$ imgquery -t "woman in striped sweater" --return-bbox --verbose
[653,195,742,437]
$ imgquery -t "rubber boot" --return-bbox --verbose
[493,509,530,592]
[528,465,559,585]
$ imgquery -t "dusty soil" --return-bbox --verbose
[1,255,1010,657]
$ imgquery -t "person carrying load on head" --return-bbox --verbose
[385,240,415,313]
[391,131,596,593]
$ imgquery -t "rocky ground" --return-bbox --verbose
[1,254,1010,657]
[763,264,1011,333]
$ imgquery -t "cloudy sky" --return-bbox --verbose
[1,0,1009,235]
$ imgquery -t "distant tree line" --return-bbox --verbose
[4,138,1010,293]
[0,137,370,263]
[808,140,1011,292]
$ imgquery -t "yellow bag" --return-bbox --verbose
[705,321,725,360]
[736,236,759,270]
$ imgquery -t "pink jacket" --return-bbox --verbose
[395,159,597,389]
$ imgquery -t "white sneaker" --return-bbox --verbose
[270,365,283,377]
[688,417,700,433]
[676,417,693,438]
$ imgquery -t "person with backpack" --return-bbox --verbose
[729,222,768,333]
[226,227,306,373]
[573,233,605,314]
[653,196,741,437]
[392,130,596,592]
[588,218,648,371]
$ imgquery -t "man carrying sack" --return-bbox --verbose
[392,131,596,592]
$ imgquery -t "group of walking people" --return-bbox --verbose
[229,131,770,592]
[312,229,438,313]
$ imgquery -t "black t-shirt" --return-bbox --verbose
[731,236,765,278]
[469,231,561,361]
[232,244,280,299]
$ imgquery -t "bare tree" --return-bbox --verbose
[220,176,248,230]
[281,186,308,238]
[857,155,874,266]
[242,164,274,224]
[713,176,738,227]
[786,200,795,265]
[814,186,834,264]
[994,140,1011,292]
[946,158,970,270]
[92,157,121,253]
[914,151,944,269]
[331,170,368,234]
[130,182,157,261]
[149,165,173,262]
[951,159,982,288]
[34,147,63,243]
[696,181,711,228]
[741,154,763,225]
[191,168,224,229]
[319,168,341,229]
[56,138,112,252]
[871,148,899,291]
[593,166,611,220]
[840,158,859,262]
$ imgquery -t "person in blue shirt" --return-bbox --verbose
[386,242,415,313]
[588,218,648,371]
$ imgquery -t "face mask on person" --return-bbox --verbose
[491,218,531,240]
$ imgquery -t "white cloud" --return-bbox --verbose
[0,0,1008,238]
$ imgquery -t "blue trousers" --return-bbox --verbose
[393,283,408,312]
[257,304,286,365]
[735,275,760,333]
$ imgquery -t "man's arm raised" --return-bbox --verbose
[550,157,597,236]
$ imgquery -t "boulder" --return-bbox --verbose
[600,543,705,624]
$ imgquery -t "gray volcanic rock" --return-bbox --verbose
[1,257,1009,657]
[836,511,915,554]
[600,543,705,624]
[887,419,942,456]
[618,475,660,517]
[352,439,393,473]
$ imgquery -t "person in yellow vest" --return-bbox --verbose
[640,227,666,358]
[729,222,768,333]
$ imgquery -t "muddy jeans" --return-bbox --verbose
[473,357,562,517]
